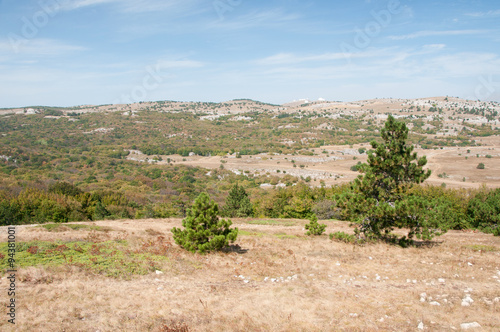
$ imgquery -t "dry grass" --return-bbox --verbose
[1,219,499,331]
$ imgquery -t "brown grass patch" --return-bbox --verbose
[1,219,499,331]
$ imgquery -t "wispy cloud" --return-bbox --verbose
[156,59,204,69]
[389,29,488,40]
[255,48,402,66]
[209,8,300,30]
[60,0,203,14]
[59,0,120,11]
[0,38,86,56]
[465,10,500,17]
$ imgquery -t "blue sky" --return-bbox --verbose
[0,0,499,107]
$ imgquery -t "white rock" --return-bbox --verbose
[461,301,471,307]
[460,322,481,330]
[467,262,473,266]
[429,301,440,306]
[155,270,163,275]
[243,280,249,283]
[418,321,424,330]
[438,278,445,283]
[349,313,358,318]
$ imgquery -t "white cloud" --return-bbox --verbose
[0,38,85,56]
[156,59,204,69]
[60,0,203,14]
[466,10,500,17]
[389,29,488,40]
[255,48,399,66]
[59,0,120,11]
[209,8,300,30]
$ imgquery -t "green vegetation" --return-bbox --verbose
[467,187,500,235]
[0,237,170,278]
[221,184,253,217]
[304,215,326,236]
[39,223,112,232]
[171,193,238,253]
[245,219,297,226]
[338,115,446,243]
[0,101,498,242]
[329,231,357,244]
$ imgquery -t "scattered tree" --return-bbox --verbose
[305,214,326,235]
[338,115,447,243]
[221,184,253,217]
[172,193,238,253]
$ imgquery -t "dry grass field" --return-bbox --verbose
[1,218,499,331]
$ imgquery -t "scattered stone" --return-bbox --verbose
[418,321,424,330]
[420,293,427,302]
[349,313,358,318]
[429,301,440,306]
[462,294,474,307]
[438,278,446,283]
[155,270,163,275]
[460,322,481,330]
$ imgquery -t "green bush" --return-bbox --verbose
[305,215,326,236]
[171,193,238,253]
[221,184,254,217]
[467,187,500,234]
[329,231,356,244]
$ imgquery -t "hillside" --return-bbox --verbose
[0,96,499,225]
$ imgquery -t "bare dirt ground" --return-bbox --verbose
[1,218,499,331]
[129,135,500,189]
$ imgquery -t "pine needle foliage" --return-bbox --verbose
[221,184,254,217]
[305,214,326,236]
[172,193,238,253]
[338,115,448,242]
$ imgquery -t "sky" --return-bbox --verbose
[0,0,499,108]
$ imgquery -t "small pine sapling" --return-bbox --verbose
[305,214,326,236]
[171,193,238,253]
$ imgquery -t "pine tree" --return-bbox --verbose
[304,214,326,236]
[221,184,254,217]
[172,193,238,253]
[338,115,445,242]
